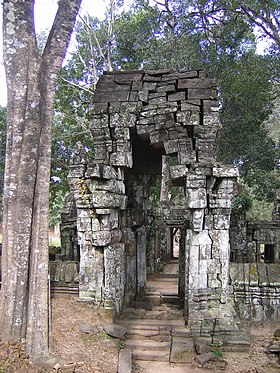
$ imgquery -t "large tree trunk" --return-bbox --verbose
[0,0,81,361]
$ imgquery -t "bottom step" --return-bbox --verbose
[131,349,170,362]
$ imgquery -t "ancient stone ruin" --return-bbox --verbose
[51,69,280,346]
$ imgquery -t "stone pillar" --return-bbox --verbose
[185,165,239,336]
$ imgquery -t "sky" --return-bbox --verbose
[0,0,109,106]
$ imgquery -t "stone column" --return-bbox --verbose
[185,165,239,335]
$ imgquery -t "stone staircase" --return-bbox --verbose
[117,259,253,373]
[117,260,195,365]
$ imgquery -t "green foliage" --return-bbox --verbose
[118,339,125,349]
[234,180,276,221]
[211,347,223,357]
[49,187,66,226]
[216,52,279,200]
[246,199,274,221]
[231,193,252,214]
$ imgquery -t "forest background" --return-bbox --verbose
[0,0,280,226]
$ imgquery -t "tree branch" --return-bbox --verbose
[42,0,82,74]
[60,76,94,95]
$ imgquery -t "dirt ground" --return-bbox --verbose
[0,296,279,373]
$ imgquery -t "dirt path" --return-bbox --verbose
[0,296,279,372]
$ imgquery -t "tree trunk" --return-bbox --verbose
[0,0,82,361]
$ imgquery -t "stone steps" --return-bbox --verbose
[119,300,194,364]
[118,317,185,328]
[132,349,170,362]
[117,259,196,364]
[133,292,183,310]
[125,339,171,350]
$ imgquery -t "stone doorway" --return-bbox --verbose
[66,69,239,338]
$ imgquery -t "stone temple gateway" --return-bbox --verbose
[63,68,244,336]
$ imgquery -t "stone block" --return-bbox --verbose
[164,139,179,154]
[170,165,188,179]
[196,140,216,162]
[94,90,130,103]
[213,165,239,177]
[157,84,176,93]
[168,92,186,101]
[190,112,200,126]
[186,174,206,188]
[115,72,144,83]
[178,77,214,90]
[194,124,218,139]
[138,116,154,125]
[118,349,132,373]
[181,101,200,111]
[77,217,92,232]
[102,323,127,339]
[204,213,213,230]
[132,81,143,90]
[92,230,111,246]
[92,191,122,208]
[213,214,230,230]
[188,88,212,100]
[170,337,194,363]
[186,188,207,209]
[129,91,138,101]
[194,337,212,354]
[194,352,215,365]
[203,99,220,112]
[110,152,133,167]
[136,124,155,140]
[155,119,175,130]
[149,129,169,146]
[143,82,157,91]
[192,209,204,232]
[138,90,149,102]
[176,110,191,123]
[149,96,167,105]
[64,262,79,283]
[157,104,178,114]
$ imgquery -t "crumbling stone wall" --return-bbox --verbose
[230,263,280,321]
[230,219,280,264]
[230,189,280,263]
[229,189,280,321]
[67,69,238,333]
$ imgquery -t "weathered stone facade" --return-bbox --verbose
[230,262,280,322]
[229,189,280,322]
[63,68,240,337]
